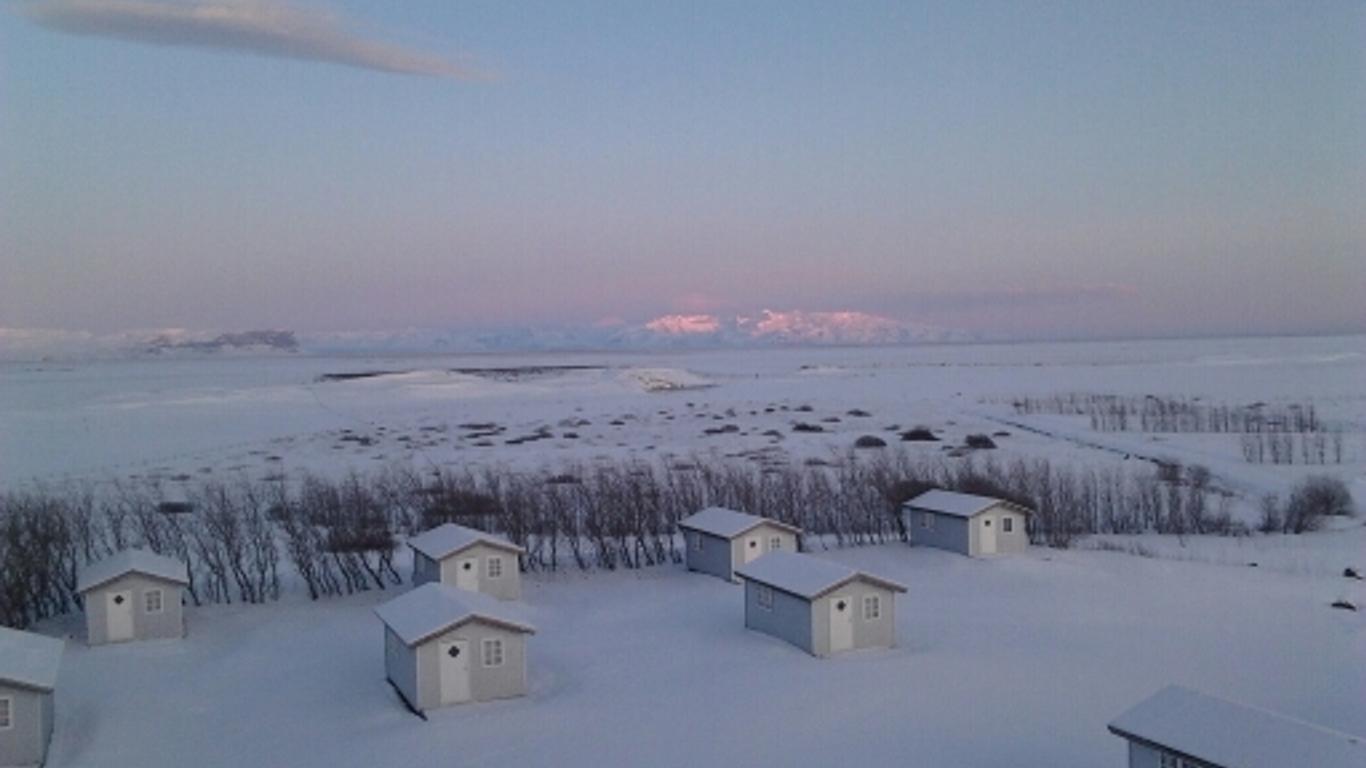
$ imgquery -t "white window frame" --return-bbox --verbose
[145,588,164,614]
[1002,516,1014,533]
[863,594,882,621]
[486,555,504,579]
[0,696,11,730]
[692,532,703,552]
[921,512,935,530]
[756,585,774,611]
[481,638,505,667]
[768,536,782,551]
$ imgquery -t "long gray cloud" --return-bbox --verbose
[18,0,485,79]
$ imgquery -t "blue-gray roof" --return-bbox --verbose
[735,552,906,600]
[1108,685,1364,768]
[678,507,801,539]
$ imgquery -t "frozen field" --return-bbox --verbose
[39,534,1366,768]
[3,335,1364,516]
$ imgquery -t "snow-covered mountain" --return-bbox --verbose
[0,311,972,361]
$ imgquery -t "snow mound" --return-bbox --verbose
[622,367,713,392]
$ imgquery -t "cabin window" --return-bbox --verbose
[145,588,164,614]
[769,536,782,551]
[1003,517,1014,533]
[863,594,882,620]
[487,556,504,579]
[921,513,935,530]
[757,585,774,611]
[692,533,703,552]
[0,697,11,730]
[482,638,505,667]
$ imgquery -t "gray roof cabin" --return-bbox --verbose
[408,523,524,600]
[902,489,1032,557]
[375,583,535,713]
[678,507,801,582]
[735,552,906,657]
[77,549,189,645]
[0,627,63,768]
[1107,685,1364,768]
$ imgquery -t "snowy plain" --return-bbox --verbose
[2,334,1364,767]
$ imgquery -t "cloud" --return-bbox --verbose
[18,0,486,80]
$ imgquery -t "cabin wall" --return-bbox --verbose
[0,684,49,768]
[684,531,735,581]
[414,621,529,710]
[744,582,813,654]
[84,573,185,645]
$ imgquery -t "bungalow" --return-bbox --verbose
[77,549,190,645]
[735,551,906,657]
[408,523,524,600]
[678,507,802,582]
[374,583,535,713]
[0,627,63,768]
[1107,685,1364,768]
[902,489,1032,557]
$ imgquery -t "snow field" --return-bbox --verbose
[43,533,1366,768]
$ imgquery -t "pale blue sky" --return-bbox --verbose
[1,1,1362,339]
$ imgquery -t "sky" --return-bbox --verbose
[1,0,1363,341]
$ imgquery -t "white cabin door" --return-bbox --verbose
[455,557,479,591]
[829,595,854,652]
[743,536,761,564]
[106,590,134,642]
[439,640,471,705]
[980,517,997,555]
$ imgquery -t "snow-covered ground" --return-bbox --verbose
[3,335,1363,517]
[6,335,1365,766]
[39,534,1366,768]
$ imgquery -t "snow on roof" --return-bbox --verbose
[903,489,1032,518]
[677,507,801,539]
[406,523,523,561]
[374,583,535,647]
[735,551,906,600]
[0,626,64,692]
[1108,685,1365,768]
[78,548,190,593]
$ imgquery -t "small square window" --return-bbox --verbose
[1003,517,1014,533]
[0,697,11,730]
[863,594,882,621]
[768,536,782,551]
[487,556,503,579]
[757,585,774,611]
[145,589,164,614]
[481,638,505,667]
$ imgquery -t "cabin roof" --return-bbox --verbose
[374,583,534,646]
[406,523,524,561]
[77,548,190,593]
[1107,685,1365,768]
[736,551,906,600]
[678,507,801,539]
[0,626,63,692]
[903,489,1033,518]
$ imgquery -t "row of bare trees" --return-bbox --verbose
[1240,431,1347,465]
[1,450,1241,629]
[1008,393,1325,434]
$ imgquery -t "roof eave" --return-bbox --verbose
[78,568,190,594]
